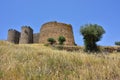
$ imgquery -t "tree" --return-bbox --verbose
[47,38,56,45]
[80,24,105,52]
[115,41,120,46]
[58,36,66,45]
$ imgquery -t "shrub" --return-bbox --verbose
[47,38,56,45]
[58,36,66,45]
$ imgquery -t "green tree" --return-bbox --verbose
[115,41,120,46]
[47,38,56,45]
[58,36,66,45]
[80,24,105,52]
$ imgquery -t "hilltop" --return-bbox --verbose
[0,41,120,80]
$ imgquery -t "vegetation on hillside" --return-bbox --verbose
[80,24,105,52]
[0,41,120,80]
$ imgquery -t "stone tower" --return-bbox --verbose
[39,21,75,45]
[7,29,20,44]
[19,26,33,44]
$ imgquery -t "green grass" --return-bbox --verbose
[0,41,120,80]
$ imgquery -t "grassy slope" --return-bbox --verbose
[0,41,120,80]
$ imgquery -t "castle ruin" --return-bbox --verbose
[7,21,75,45]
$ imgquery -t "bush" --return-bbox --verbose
[47,38,56,45]
[58,36,66,45]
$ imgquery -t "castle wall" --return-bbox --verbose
[19,26,33,44]
[7,29,20,44]
[39,21,75,45]
[33,33,39,43]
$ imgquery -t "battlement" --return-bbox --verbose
[21,26,33,31]
[8,29,20,33]
[8,29,15,31]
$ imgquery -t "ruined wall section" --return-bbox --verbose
[39,21,75,45]
[7,29,20,44]
[19,26,33,44]
[33,33,39,43]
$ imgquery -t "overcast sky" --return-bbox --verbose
[0,0,120,46]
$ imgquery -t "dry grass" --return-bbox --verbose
[0,41,120,80]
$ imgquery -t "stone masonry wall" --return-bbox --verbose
[7,29,20,44]
[33,33,39,43]
[39,21,75,45]
[19,26,33,44]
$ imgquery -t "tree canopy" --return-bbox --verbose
[80,24,105,52]
[115,41,120,46]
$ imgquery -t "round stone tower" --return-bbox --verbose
[7,29,20,44]
[19,26,33,44]
[39,21,75,45]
